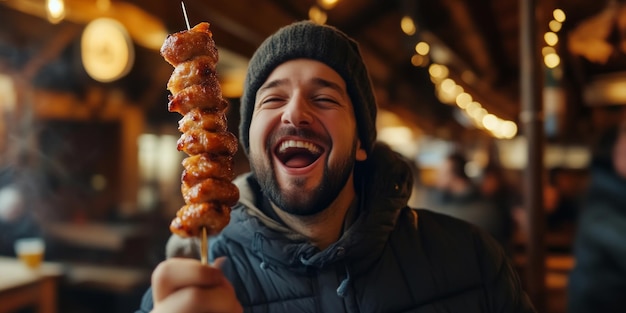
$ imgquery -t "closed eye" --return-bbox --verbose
[259,96,286,108]
[312,95,342,108]
[314,96,338,103]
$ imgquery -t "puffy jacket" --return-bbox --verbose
[137,143,535,313]
[568,160,626,313]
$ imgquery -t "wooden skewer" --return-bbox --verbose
[180,1,209,265]
[201,227,208,265]
[181,1,191,30]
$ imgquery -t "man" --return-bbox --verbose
[428,152,512,251]
[568,119,626,313]
[136,21,535,313]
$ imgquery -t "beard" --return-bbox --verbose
[250,128,358,216]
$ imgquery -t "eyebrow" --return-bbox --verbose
[257,78,288,95]
[257,77,347,97]
[311,77,347,97]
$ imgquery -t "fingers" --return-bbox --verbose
[152,258,223,304]
[152,285,242,313]
[150,258,243,313]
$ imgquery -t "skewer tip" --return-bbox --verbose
[181,1,191,30]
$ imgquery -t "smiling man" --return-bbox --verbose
[247,59,367,249]
[137,21,535,313]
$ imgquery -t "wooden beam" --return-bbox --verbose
[520,0,547,311]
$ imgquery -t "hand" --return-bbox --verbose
[150,257,243,313]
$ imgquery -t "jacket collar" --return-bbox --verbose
[221,142,414,272]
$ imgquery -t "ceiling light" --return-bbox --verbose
[46,0,65,24]
[318,0,339,10]
[81,18,135,82]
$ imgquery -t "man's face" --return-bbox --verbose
[248,59,367,216]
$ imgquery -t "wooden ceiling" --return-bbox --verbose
[1,0,625,144]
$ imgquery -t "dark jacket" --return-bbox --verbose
[137,143,534,313]
[568,160,626,313]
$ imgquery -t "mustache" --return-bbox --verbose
[268,126,327,147]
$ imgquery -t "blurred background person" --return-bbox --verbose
[567,121,626,313]
[427,151,511,252]
[545,167,581,233]
[0,182,41,257]
[478,162,518,255]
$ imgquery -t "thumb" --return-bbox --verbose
[212,256,228,269]
[211,256,232,285]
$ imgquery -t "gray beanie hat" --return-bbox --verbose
[239,21,377,156]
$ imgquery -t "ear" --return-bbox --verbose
[356,140,368,161]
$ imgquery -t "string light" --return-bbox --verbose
[400,13,517,138]
[553,9,566,23]
[401,16,416,35]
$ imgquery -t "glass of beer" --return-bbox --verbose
[14,237,45,270]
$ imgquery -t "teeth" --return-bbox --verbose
[278,140,321,155]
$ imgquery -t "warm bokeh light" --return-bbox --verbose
[415,41,430,56]
[376,110,419,158]
[0,74,16,112]
[482,114,499,131]
[542,46,556,56]
[461,70,477,85]
[96,0,111,11]
[428,63,449,82]
[436,76,464,104]
[318,0,339,10]
[46,0,65,24]
[440,78,456,94]
[549,20,562,32]
[553,8,566,23]
[465,102,482,117]
[81,18,135,83]
[466,101,481,112]
[401,16,416,36]
[411,54,427,67]
[309,6,327,24]
[544,53,561,68]
[469,107,487,122]
[544,32,559,46]
[455,92,472,109]
[500,121,518,138]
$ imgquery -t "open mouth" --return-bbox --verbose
[275,140,324,168]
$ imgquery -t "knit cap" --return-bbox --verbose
[239,20,377,156]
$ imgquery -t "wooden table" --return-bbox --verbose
[44,222,144,251]
[0,257,64,313]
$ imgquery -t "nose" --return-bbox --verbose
[281,95,313,126]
